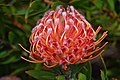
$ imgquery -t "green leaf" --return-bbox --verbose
[86,62,92,80]
[2,5,16,15]
[56,75,65,80]
[94,0,104,10]
[28,4,49,17]
[16,9,28,15]
[25,0,40,22]
[117,24,120,30]
[25,8,30,23]
[101,70,106,80]
[76,62,92,80]
[78,73,87,80]
[29,0,46,10]
[26,70,55,80]
[86,11,91,21]
[100,55,108,80]
[25,0,49,22]
[9,5,16,15]
[70,63,85,75]
[0,50,14,58]
[8,32,16,44]
[107,0,115,11]
[10,67,27,76]
[23,24,32,33]
[35,63,42,70]
[0,51,10,58]
[1,56,20,64]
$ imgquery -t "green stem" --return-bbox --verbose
[100,55,108,80]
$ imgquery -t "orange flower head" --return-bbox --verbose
[20,6,108,70]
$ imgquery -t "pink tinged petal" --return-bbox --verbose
[20,6,108,70]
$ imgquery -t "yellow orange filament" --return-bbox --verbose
[20,6,108,70]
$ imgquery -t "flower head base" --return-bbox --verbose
[20,6,108,70]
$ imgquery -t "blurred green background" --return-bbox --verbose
[0,0,120,80]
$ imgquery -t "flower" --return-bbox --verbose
[19,6,108,70]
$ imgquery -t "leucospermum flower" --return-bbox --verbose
[19,6,108,70]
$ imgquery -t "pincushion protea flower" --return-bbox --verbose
[19,6,108,70]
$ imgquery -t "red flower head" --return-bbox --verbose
[20,6,108,70]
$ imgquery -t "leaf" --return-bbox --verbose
[56,75,65,80]
[68,63,86,79]
[10,67,27,76]
[78,73,87,80]
[16,9,28,15]
[107,0,115,11]
[9,5,16,15]
[117,24,120,31]
[8,32,16,44]
[25,0,48,22]
[0,50,14,58]
[25,8,30,23]
[70,63,85,75]
[28,5,49,17]
[1,56,20,64]
[29,0,46,10]
[100,55,108,80]
[86,11,91,21]
[86,62,92,80]
[26,70,55,80]
[2,5,16,15]
[94,0,104,10]
[0,51,9,58]
[35,63,42,70]
[101,70,106,80]
[76,62,92,80]
[23,24,32,33]
[25,0,41,20]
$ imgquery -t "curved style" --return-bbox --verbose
[20,6,108,70]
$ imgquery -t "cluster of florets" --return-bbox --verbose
[20,6,108,70]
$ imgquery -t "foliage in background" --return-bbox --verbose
[0,0,120,80]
